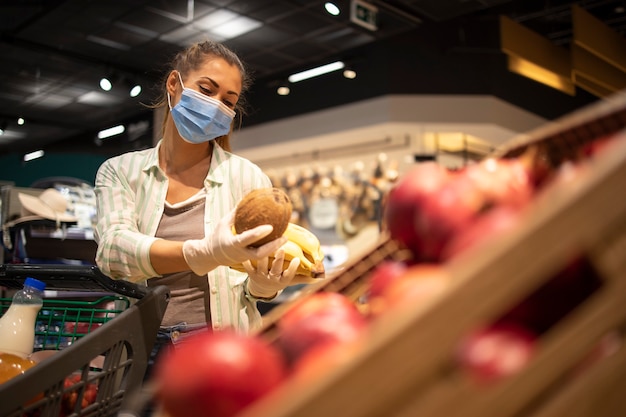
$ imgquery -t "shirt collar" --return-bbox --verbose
[206,142,228,186]
[144,140,228,186]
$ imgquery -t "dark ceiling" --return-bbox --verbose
[1,0,625,157]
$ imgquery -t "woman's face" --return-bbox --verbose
[168,56,243,111]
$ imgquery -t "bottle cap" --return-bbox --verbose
[24,277,46,292]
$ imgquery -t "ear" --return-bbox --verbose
[166,70,180,97]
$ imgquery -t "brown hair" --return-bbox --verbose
[151,40,252,151]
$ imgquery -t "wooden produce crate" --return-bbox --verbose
[245,93,626,417]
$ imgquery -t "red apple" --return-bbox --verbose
[154,330,287,417]
[456,323,536,384]
[384,163,452,260]
[291,340,364,383]
[441,205,522,262]
[464,157,534,209]
[371,264,449,318]
[277,292,368,363]
[367,260,408,300]
[412,173,486,262]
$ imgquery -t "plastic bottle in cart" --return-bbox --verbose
[0,278,46,358]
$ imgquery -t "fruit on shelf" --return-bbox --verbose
[463,157,534,209]
[366,260,409,300]
[230,222,325,280]
[384,155,537,263]
[384,162,451,261]
[368,263,450,319]
[456,322,537,384]
[440,205,523,262]
[412,173,485,262]
[277,292,368,363]
[234,187,293,247]
[155,330,287,417]
[290,340,365,383]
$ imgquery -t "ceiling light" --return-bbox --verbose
[100,76,112,91]
[288,61,345,83]
[127,79,142,97]
[98,124,125,139]
[130,84,142,97]
[210,15,262,39]
[277,85,290,96]
[343,68,357,79]
[17,117,25,125]
[24,150,44,162]
[325,2,340,16]
[0,121,6,135]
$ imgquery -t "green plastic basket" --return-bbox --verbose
[0,295,130,351]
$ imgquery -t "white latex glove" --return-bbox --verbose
[245,247,300,299]
[182,209,287,276]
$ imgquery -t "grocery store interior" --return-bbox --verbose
[1,1,626,415]
[1,0,624,268]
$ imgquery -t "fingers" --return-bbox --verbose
[282,257,300,282]
[257,256,269,274]
[253,236,287,259]
[241,259,255,275]
[237,224,274,247]
[268,248,285,277]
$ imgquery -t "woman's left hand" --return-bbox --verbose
[244,247,300,299]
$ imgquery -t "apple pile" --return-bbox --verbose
[383,157,535,264]
[380,133,624,382]
[153,263,454,417]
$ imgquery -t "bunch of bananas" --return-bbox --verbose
[230,222,325,282]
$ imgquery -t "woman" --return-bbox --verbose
[94,40,301,341]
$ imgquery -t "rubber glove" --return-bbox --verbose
[182,209,287,276]
[245,247,300,299]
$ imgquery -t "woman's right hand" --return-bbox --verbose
[182,208,287,276]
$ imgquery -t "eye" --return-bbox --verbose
[199,85,213,96]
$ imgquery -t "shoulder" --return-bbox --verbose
[99,146,158,173]
[213,145,267,178]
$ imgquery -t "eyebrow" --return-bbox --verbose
[200,76,239,97]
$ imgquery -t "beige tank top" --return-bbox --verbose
[147,193,209,327]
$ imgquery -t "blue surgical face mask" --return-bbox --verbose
[167,72,236,144]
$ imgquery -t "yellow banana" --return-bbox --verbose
[282,223,325,268]
[229,223,326,281]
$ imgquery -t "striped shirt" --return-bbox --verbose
[93,141,272,332]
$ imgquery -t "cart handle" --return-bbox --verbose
[0,263,148,299]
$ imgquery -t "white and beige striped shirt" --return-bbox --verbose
[93,140,272,332]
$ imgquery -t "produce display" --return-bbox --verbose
[150,90,626,417]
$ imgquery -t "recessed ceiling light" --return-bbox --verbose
[129,83,142,97]
[325,2,340,16]
[343,68,357,79]
[100,77,112,91]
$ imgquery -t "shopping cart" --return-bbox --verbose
[0,263,169,417]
